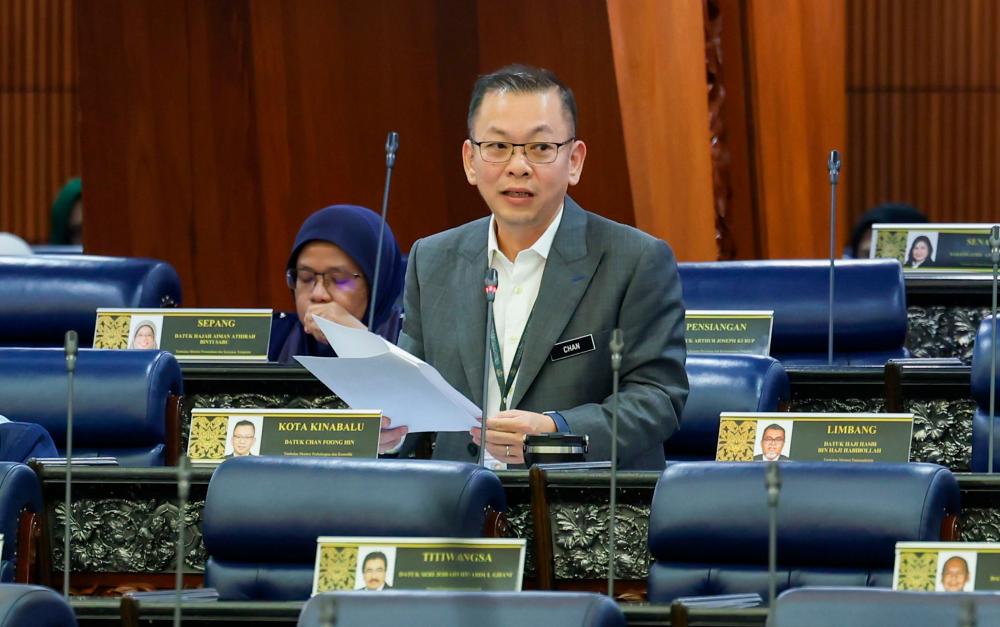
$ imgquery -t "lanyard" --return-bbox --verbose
[488,312,532,412]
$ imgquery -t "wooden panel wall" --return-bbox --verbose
[847,0,1000,227]
[78,0,632,308]
[0,0,79,243]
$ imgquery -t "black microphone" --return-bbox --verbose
[766,462,781,610]
[827,149,841,366]
[988,225,999,472]
[477,268,499,467]
[607,328,624,598]
[367,131,400,332]
[63,330,78,598]
[173,455,190,627]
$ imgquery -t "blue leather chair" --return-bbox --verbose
[0,348,183,466]
[666,355,790,461]
[0,464,43,583]
[647,462,960,603]
[971,316,1000,471]
[678,260,908,365]
[0,584,77,626]
[771,587,1000,627]
[298,591,625,627]
[203,457,507,600]
[0,255,181,347]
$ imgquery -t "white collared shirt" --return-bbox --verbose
[483,205,563,468]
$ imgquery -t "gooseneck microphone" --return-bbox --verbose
[766,462,781,611]
[988,225,999,473]
[173,455,190,627]
[827,149,841,366]
[479,268,499,467]
[63,330,78,598]
[367,131,400,332]
[607,329,624,598]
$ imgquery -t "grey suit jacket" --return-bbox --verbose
[398,197,688,470]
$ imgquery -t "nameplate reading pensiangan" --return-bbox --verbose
[894,542,1000,592]
[685,310,774,356]
[870,223,998,274]
[93,308,273,362]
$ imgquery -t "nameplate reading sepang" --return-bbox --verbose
[685,310,774,356]
[312,537,526,595]
[894,542,1000,592]
[93,308,272,362]
[715,412,913,463]
[871,223,997,273]
[187,408,381,464]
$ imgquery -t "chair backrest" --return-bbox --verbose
[970,315,1000,471]
[647,462,960,603]
[298,592,626,627]
[0,584,77,626]
[677,260,907,365]
[666,355,790,460]
[0,464,43,583]
[0,255,181,347]
[0,348,183,466]
[203,457,507,600]
[771,587,1000,627]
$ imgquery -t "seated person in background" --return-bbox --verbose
[845,202,927,259]
[51,177,83,246]
[268,204,405,363]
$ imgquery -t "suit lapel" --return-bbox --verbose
[454,222,489,404]
[510,199,600,408]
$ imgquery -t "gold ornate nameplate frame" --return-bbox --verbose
[716,412,914,463]
[312,536,526,595]
[188,408,382,464]
[871,223,997,273]
[685,310,774,356]
[894,542,1000,592]
[94,308,272,362]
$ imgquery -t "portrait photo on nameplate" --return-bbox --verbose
[685,310,774,356]
[894,542,1000,592]
[187,408,382,464]
[716,412,913,463]
[312,537,526,595]
[870,223,998,273]
[93,308,273,361]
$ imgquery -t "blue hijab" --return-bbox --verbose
[271,205,405,362]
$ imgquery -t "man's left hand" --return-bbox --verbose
[469,410,556,464]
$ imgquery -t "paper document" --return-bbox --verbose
[296,317,480,433]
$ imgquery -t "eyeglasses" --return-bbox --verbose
[470,138,576,164]
[762,437,785,444]
[286,268,363,292]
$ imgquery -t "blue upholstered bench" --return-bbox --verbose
[647,462,959,603]
[0,255,181,347]
[971,315,1000,471]
[203,458,507,600]
[0,348,183,466]
[299,592,626,627]
[771,587,1000,627]
[678,260,908,365]
[0,584,77,626]
[0,464,43,583]
[666,355,790,461]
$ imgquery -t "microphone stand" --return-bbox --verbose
[988,225,999,473]
[827,150,841,366]
[479,268,498,467]
[63,330,78,598]
[607,329,624,598]
[368,131,400,332]
[766,462,781,614]
[174,455,190,627]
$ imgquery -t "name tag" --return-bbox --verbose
[895,542,1000,592]
[549,334,595,362]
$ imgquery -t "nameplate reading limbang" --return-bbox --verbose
[715,412,913,463]
[187,408,382,464]
[94,308,272,361]
[871,223,997,273]
[894,542,1000,592]
[312,537,526,595]
[685,310,774,356]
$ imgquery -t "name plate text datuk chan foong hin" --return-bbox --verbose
[894,542,1000,592]
[187,409,382,464]
[93,308,272,361]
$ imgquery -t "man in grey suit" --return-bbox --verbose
[398,64,687,470]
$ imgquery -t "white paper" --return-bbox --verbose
[296,317,480,433]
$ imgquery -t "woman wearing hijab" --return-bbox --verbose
[268,204,405,363]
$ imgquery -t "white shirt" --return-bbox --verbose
[483,206,563,468]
